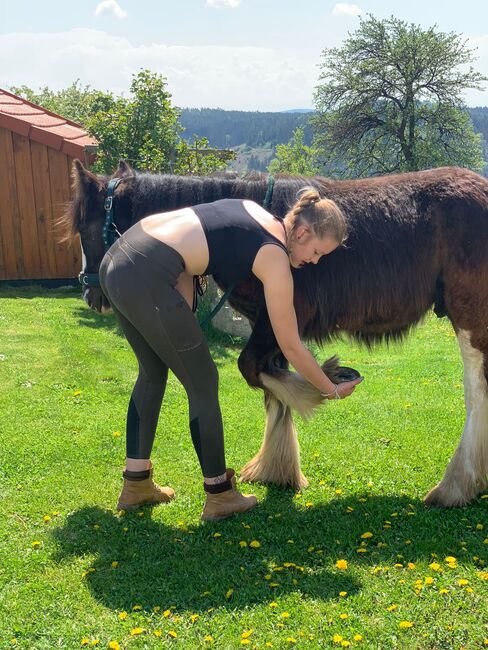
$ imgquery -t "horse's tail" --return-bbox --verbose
[239,356,339,490]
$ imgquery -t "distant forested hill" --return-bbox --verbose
[179,108,313,148]
[179,107,488,173]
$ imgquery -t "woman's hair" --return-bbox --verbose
[286,187,348,245]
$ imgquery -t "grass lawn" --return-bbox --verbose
[0,286,487,650]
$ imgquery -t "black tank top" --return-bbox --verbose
[193,198,288,285]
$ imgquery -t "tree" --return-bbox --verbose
[11,73,232,176]
[268,127,320,175]
[312,15,486,177]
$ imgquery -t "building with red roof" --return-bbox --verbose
[0,88,98,281]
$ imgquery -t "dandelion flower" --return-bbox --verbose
[108,642,120,650]
[360,532,373,539]
[353,634,363,641]
[163,609,171,618]
[190,614,200,623]
[457,579,469,586]
[335,559,348,570]
[239,541,248,548]
[226,589,234,599]
[132,605,142,611]
[339,591,347,597]
[286,638,297,644]
[168,630,177,638]
[31,541,42,549]
[333,634,343,643]
[269,602,278,608]
[429,562,441,571]
[111,561,118,569]
[118,611,127,620]
[281,612,290,619]
[387,604,397,611]
[399,621,413,629]
[81,640,90,646]
[339,613,348,619]
[130,628,144,636]
[250,540,261,548]
[341,642,351,648]
[242,629,254,639]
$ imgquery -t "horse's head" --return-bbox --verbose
[66,159,135,313]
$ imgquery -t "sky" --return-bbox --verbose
[1,0,488,111]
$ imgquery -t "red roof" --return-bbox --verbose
[0,88,98,161]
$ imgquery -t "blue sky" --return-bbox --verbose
[1,1,488,110]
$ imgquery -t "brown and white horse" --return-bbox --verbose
[64,159,488,507]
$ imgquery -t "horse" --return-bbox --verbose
[63,159,488,507]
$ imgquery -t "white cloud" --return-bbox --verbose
[206,0,241,8]
[94,1,128,19]
[332,3,362,17]
[0,29,319,111]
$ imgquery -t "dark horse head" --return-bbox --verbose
[63,159,136,312]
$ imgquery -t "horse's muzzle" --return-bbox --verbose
[82,287,111,314]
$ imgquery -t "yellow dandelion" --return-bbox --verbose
[457,579,469,586]
[333,634,343,643]
[43,515,51,523]
[108,642,120,650]
[31,541,42,549]
[213,532,221,538]
[269,583,279,587]
[241,641,250,646]
[356,548,367,553]
[130,628,144,636]
[360,532,373,539]
[424,576,434,585]
[118,611,127,620]
[341,642,351,648]
[204,635,213,642]
[250,540,261,548]
[112,430,121,437]
[91,641,100,646]
[73,390,82,396]
[163,609,171,618]
[399,621,413,629]
[429,562,441,571]
[281,612,290,619]
[226,588,234,599]
[353,634,363,641]
[132,604,142,611]
[81,640,90,646]
[444,556,457,564]
[168,630,177,638]
[439,588,449,594]
[286,639,297,644]
[335,489,343,495]
[190,613,200,623]
[407,562,415,570]
[339,613,348,619]
[239,541,248,548]
[339,591,347,597]
[336,559,348,570]
[111,561,118,569]
[269,601,278,608]
[476,523,483,530]
[241,629,254,639]
[387,604,397,612]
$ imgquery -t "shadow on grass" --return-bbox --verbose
[51,490,487,614]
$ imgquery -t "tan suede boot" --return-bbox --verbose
[117,467,175,511]
[201,469,257,521]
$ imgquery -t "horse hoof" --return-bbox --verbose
[423,482,470,508]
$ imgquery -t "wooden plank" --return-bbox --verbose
[30,141,57,278]
[12,132,42,278]
[48,150,80,278]
[0,127,24,279]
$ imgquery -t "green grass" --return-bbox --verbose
[0,286,487,650]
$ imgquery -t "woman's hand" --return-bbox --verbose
[324,377,364,400]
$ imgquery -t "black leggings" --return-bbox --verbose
[99,222,225,478]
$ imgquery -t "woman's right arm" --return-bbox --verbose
[252,246,360,399]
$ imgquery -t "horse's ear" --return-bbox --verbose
[71,159,102,193]
[111,159,134,179]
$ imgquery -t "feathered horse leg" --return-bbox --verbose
[239,351,341,490]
